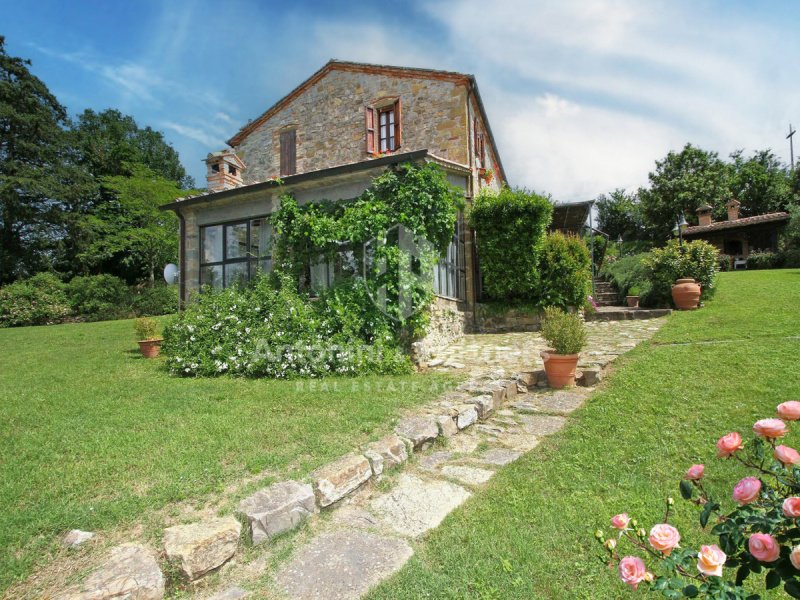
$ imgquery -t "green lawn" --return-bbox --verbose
[367,269,800,599]
[0,318,452,594]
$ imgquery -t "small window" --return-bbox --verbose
[211,163,220,173]
[474,118,486,168]
[229,165,237,176]
[280,129,296,176]
[366,99,401,154]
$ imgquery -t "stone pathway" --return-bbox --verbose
[427,318,666,378]
[47,318,667,600]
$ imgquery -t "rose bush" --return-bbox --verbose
[596,400,800,599]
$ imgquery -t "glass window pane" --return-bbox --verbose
[225,222,248,259]
[310,260,332,294]
[224,262,248,288]
[200,264,223,289]
[201,225,223,264]
[250,219,272,258]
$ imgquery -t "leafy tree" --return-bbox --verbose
[595,189,647,241]
[0,36,71,282]
[638,144,731,241]
[728,149,792,217]
[78,164,190,283]
[69,109,193,187]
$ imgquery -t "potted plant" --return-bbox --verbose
[626,286,641,308]
[540,307,587,389]
[134,317,162,358]
[671,278,701,310]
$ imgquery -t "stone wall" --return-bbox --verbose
[235,70,469,183]
[411,298,472,364]
[473,304,543,333]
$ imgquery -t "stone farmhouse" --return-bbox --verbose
[684,199,790,268]
[161,60,506,350]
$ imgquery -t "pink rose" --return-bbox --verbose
[791,546,800,570]
[619,556,647,590]
[716,432,743,457]
[697,544,727,577]
[649,524,681,556]
[778,401,800,421]
[733,477,762,505]
[611,513,630,530]
[775,445,800,466]
[749,533,780,563]
[753,418,789,439]
[684,464,705,480]
[783,497,800,518]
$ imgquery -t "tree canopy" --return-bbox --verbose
[0,38,195,285]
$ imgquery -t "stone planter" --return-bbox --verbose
[626,295,640,308]
[137,339,163,358]
[540,351,579,389]
[671,278,701,310]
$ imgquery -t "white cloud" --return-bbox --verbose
[417,0,800,198]
[160,121,224,148]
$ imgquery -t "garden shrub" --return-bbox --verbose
[778,248,800,268]
[130,284,178,316]
[469,187,553,301]
[67,274,129,319]
[583,233,608,271]
[537,232,592,310]
[746,251,778,270]
[644,240,719,306]
[716,253,732,272]
[163,274,411,378]
[599,253,653,305]
[0,273,70,327]
[540,306,587,354]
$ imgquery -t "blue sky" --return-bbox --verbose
[3,0,799,200]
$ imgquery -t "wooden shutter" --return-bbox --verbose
[365,107,376,154]
[393,99,402,148]
[280,129,296,176]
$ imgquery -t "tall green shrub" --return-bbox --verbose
[67,274,129,319]
[644,240,719,306]
[469,187,553,300]
[600,253,653,303]
[537,232,592,309]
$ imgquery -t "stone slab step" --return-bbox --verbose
[587,307,672,321]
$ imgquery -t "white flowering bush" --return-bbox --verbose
[163,274,411,378]
[598,401,800,599]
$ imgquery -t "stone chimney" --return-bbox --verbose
[205,150,245,193]
[696,204,713,227]
[726,198,741,221]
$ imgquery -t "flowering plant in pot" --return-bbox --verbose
[134,317,162,358]
[597,400,800,599]
[539,306,587,388]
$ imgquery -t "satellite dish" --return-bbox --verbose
[163,263,180,285]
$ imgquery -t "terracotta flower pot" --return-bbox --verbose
[541,350,580,389]
[671,278,701,310]
[626,295,640,308]
[137,339,163,358]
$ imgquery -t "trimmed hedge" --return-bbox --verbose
[537,232,592,310]
[470,187,553,301]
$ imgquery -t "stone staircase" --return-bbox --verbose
[591,278,620,307]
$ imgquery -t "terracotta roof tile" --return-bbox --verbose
[684,212,790,235]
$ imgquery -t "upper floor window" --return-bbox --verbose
[280,128,296,176]
[366,99,402,154]
[474,117,486,168]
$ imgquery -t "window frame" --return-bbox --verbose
[378,105,396,152]
[366,98,402,155]
[279,128,297,176]
[199,216,273,290]
[434,213,467,302]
